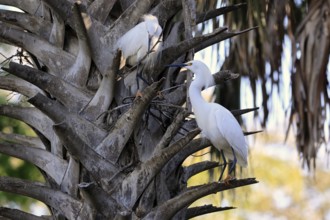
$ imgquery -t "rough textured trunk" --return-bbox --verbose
[0,1,257,219]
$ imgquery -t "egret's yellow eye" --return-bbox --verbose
[186,62,192,66]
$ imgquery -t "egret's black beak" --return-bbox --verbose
[165,63,188,68]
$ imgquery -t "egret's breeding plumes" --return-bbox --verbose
[117,14,162,96]
[167,60,248,181]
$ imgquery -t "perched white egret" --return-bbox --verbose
[167,60,248,181]
[117,14,162,96]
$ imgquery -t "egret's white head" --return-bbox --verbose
[142,14,160,36]
[142,14,159,23]
[167,60,214,89]
[185,60,215,89]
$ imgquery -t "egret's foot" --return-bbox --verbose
[135,90,143,99]
[223,175,235,185]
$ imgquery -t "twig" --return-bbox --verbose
[187,205,236,219]
[154,110,189,152]
[231,107,259,116]
[95,78,165,163]
[244,130,263,136]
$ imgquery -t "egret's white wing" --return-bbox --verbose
[117,22,148,60]
[214,106,248,167]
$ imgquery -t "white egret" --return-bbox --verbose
[117,14,162,96]
[167,60,248,182]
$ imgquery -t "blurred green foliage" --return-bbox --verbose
[0,94,44,210]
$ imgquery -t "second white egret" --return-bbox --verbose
[167,60,248,181]
[117,14,162,96]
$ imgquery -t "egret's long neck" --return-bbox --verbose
[188,80,208,115]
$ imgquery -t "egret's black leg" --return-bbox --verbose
[148,36,151,53]
[137,73,150,85]
[136,64,141,91]
[135,65,150,97]
[136,65,150,88]
[218,150,227,181]
[228,147,237,176]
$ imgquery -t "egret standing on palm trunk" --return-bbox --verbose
[167,60,248,181]
[117,14,162,96]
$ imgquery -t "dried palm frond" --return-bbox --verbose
[289,0,330,169]
[213,0,330,167]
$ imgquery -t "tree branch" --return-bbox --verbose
[165,138,211,177]
[186,205,235,219]
[153,110,189,152]
[183,161,219,181]
[135,180,156,218]
[107,0,156,41]
[0,142,67,185]
[0,207,51,220]
[181,0,196,112]
[0,105,62,156]
[81,183,130,219]
[145,178,258,219]
[42,0,75,27]
[60,156,80,197]
[28,93,107,147]
[95,78,165,163]
[0,176,84,220]
[53,121,119,187]
[0,74,45,99]
[161,27,228,65]
[46,0,154,82]
[163,83,187,107]
[0,0,45,16]
[195,27,258,53]
[111,129,201,210]
[0,132,44,149]
[87,0,116,24]
[0,9,52,39]
[81,50,121,122]
[42,0,111,77]
[244,130,263,136]
[213,70,240,84]
[48,6,65,48]
[150,0,182,27]
[66,2,92,87]
[231,107,259,116]
[196,3,247,23]
[119,0,135,11]
[3,62,92,112]
[0,21,75,75]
